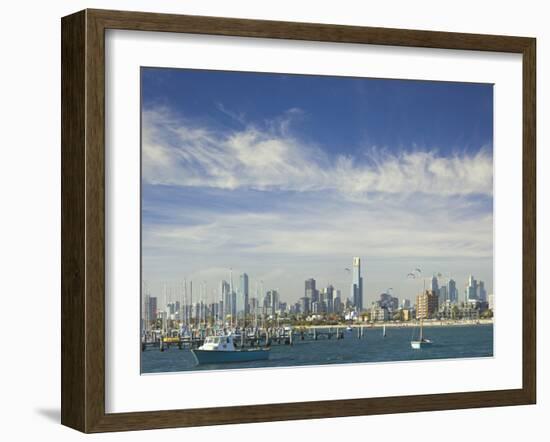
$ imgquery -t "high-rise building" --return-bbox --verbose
[220,280,230,318]
[305,278,318,303]
[416,290,439,319]
[351,257,364,311]
[299,296,311,315]
[142,295,157,328]
[265,289,279,317]
[325,285,334,313]
[333,295,342,314]
[439,285,448,305]
[238,273,249,317]
[431,275,439,294]
[467,275,478,301]
[478,281,487,302]
[448,279,457,304]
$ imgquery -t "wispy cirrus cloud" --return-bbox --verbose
[142,106,493,198]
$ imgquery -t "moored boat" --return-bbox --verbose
[411,319,433,349]
[192,334,270,364]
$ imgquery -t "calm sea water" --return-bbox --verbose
[141,324,493,374]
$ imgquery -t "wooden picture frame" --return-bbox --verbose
[61,9,536,433]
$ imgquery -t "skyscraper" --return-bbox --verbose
[439,285,448,305]
[299,296,311,315]
[467,275,478,301]
[351,257,363,311]
[448,278,457,304]
[305,278,318,303]
[478,281,487,302]
[431,275,439,297]
[326,285,334,313]
[220,280,230,318]
[238,273,249,317]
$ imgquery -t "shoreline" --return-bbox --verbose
[299,319,493,329]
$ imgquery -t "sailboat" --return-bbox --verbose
[411,319,433,349]
[382,324,386,338]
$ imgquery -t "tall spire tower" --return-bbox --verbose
[351,257,363,311]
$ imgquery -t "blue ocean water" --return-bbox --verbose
[141,324,493,374]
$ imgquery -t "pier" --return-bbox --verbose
[140,325,367,352]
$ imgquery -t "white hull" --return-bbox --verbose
[411,339,433,349]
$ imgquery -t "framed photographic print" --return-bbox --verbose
[61,9,536,433]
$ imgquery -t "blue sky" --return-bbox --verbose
[141,67,493,307]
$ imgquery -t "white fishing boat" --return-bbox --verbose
[192,334,270,364]
[411,319,433,349]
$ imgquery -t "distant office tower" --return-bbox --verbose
[333,295,342,314]
[238,273,249,316]
[351,257,364,311]
[439,285,448,305]
[265,290,279,316]
[220,280,230,317]
[326,285,334,313]
[143,295,157,328]
[431,275,440,296]
[467,275,478,300]
[478,281,487,302]
[305,278,318,303]
[448,279,457,303]
[299,296,311,315]
[416,290,439,319]
[401,298,411,309]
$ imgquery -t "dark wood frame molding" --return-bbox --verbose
[61,9,536,433]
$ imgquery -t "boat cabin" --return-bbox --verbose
[199,335,235,352]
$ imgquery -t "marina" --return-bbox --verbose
[141,323,493,373]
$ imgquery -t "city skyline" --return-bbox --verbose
[142,260,492,310]
[141,68,493,309]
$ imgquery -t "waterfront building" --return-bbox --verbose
[439,299,454,319]
[416,290,439,319]
[402,308,413,321]
[370,303,389,322]
[401,298,411,309]
[351,257,364,311]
